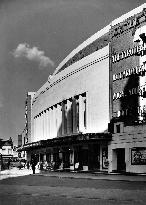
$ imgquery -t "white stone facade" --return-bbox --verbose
[32,45,110,143]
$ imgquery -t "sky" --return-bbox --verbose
[0,0,145,145]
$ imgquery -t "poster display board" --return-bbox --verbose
[102,147,108,169]
[131,148,146,165]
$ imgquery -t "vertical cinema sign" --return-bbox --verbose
[111,9,146,38]
[112,8,146,63]
[112,44,146,63]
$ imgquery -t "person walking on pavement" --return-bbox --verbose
[7,159,10,170]
[26,161,30,170]
[31,156,37,174]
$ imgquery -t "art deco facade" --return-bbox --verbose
[109,4,146,173]
[19,4,146,174]
[23,25,111,172]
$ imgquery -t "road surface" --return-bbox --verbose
[0,171,146,204]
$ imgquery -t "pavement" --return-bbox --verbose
[0,167,40,180]
[1,167,146,181]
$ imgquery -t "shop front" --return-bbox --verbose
[18,133,111,172]
[109,142,146,174]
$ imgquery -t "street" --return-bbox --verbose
[0,170,146,204]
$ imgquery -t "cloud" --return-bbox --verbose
[13,43,55,68]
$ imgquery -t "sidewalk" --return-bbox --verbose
[0,167,40,180]
[1,167,146,182]
[37,169,146,182]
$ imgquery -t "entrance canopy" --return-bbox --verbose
[17,132,112,152]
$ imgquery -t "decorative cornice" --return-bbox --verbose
[56,34,109,74]
[32,54,109,105]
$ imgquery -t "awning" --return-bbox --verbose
[17,132,112,152]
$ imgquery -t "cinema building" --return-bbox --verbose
[19,4,146,174]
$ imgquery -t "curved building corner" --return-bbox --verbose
[19,3,146,174]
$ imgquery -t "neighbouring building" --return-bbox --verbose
[108,4,146,173]
[0,138,13,159]
[18,134,22,147]
[18,4,146,174]
[17,92,36,159]
[17,134,24,158]
[25,92,36,144]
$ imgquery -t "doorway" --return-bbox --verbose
[117,148,126,172]
[88,144,100,170]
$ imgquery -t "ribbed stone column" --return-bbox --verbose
[54,106,57,138]
[42,112,44,140]
[79,95,84,133]
[37,115,39,141]
[57,104,62,137]
[46,109,49,139]
[72,98,77,133]
[35,116,38,141]
[40,113,42,140]
[33,117,36,142]
[43,112,45,139]
[48,108,51,139]
[52,107,56,138]
[50,107,53,139]
[39,113,42,140]
[45,110,48,140]
[34,116,38,141]
[62,102,65,136]
[35,116,37,141]
[67,99,73,134]
[43,111,46,139]
[56,105,59,137]
[38,114,41,141]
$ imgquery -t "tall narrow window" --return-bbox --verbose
[62,100,67,135]
[81,92,86,130]
[67,98,73,134]
[71,100,73,133]
[83,98,86,128]
[76,98,79,132]
[116,124,121,133]
[64,101,67,134]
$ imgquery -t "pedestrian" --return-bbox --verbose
[40,161,43,171]
[7,159,10,170]
[32,163,35,174]
[18,160,22,170]
[31,157,37,174]
[26,161,30,170]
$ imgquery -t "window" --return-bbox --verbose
[64,102,67,134]
[69,98,73,133]
[82,93,87,128]
[76,99,79,132]
[62,101,67,134]
[84,99,86,128]
[8,149,12,154]
[116,124,121,133]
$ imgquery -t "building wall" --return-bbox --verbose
[0,145,13,155]
[18,134,22,147]
[32,45,110,142]
[109,5,146,173]
[25,92,36,143]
